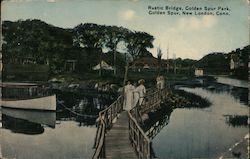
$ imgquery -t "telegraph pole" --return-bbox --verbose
[157,45,162,75]
[174,53,176,74]
[167,43,169,73]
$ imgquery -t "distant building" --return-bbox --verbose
[228,45,249,79]
[194,68,204,76]
[65,60,77,72]
[129,57,168,71]
[92,60,114,71]
[0,53,2,72]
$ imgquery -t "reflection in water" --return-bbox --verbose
[152,87,248,159]
[224,115,249,127]
[143,107,172,140]
[215,76,248,88]
[1,108,56,135]
[55,89,117,115]
[2,114,45,135]
[142,107,173,158]
[0,89,116,159]
[1,119,96,159]
[2,108,56,128]
[0,109,96,159]
[205,84,248,106]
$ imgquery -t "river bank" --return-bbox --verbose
[171,75,248,105]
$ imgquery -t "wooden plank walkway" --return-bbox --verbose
[105,111,137,159]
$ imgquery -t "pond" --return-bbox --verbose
[152,86,248,159]
[215,75,248,88]
[0,90,117,159]
[1,117,96,159]
[0,76,248,159]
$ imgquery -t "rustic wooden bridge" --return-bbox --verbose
[92,88,169,159]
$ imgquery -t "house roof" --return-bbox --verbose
[92,60,114,70]
[130,57,168,68]
[131,57,159,65]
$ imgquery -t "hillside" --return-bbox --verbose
[195,52,230,74]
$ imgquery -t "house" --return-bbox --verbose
[65,60,77,72]
[228,45,249,79]
[129,57,168,72]
[194,68,204,76]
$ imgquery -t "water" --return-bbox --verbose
[0,90,116,159]
[1,122,96,159]
[0,77,248,159]
[215,76,248,88]
[0,110,96,159]
[152,87,249,159]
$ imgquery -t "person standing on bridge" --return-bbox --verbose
[133,81,139,107]
[156,75,161,90]
[124,80,135,110]
[137,79,146,105]
[160,75,165,90]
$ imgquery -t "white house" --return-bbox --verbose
[195,68,204,76]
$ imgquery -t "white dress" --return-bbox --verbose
[136,84,146,105]
[160,77,165,90]
[124,84,134,110]
[133,88,140,107]
[156,76,161,89]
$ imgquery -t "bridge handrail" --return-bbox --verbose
[128,109,151,159]
[93,87,169,159]
[140,88,168,115]
[92,95,124,159]
[92,118,106,159]
[128,87,169,159]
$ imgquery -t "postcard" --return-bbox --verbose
[0,0,249,159]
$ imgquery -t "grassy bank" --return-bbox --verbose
[164,89,211,109]
[49,71,193,88]
[224,115,249,127]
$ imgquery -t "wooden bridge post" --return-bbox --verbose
[100,136,106,158]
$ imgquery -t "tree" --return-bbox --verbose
[73,23,107,76]
[195,52,229,74]
[73,23,105,49]
[2,19,73,73]
[125,31,154,60]
[103,26,130,75]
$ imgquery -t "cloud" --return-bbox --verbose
[5,0,57,2]
[202,16,217,28]
[118,9,137,21]
[47,0,56,2]
[6,0,34,2]
[171,15,217,32]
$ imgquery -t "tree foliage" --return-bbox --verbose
[73,23,106,49]
[125,31,154,60]
[195,52,230,73]
[3,19,155,74]
[3,19,73,72]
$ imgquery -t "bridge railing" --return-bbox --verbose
[93,87,169,159]
[128,87,169,159]
[128,109,151,159]
[92,95,124,159]
[140,88,169,115]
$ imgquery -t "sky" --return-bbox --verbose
[1,0,249,60]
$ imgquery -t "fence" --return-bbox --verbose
[128,87,169,159]
[128,110,151,159]
[92,95,124,159]
[2,87,52,100]
[140,88,169,115]
[93,87,169,159]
